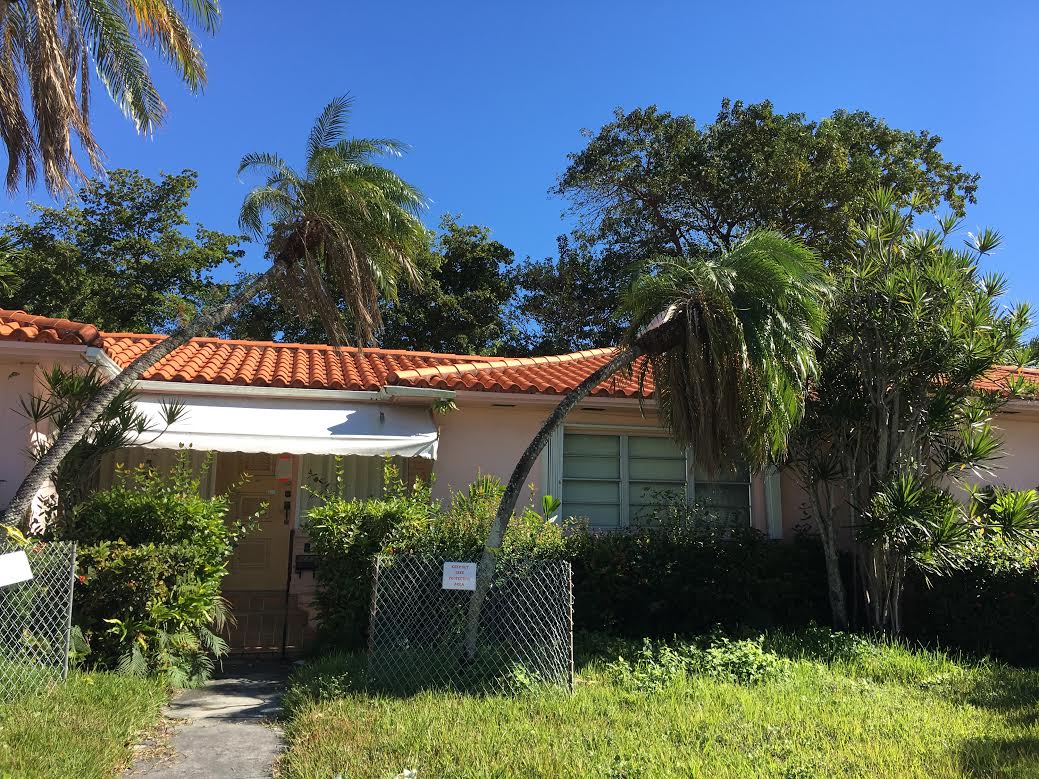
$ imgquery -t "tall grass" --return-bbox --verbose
[279,629,1039,779]
[0,671,166,778]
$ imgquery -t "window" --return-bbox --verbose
[558,430,751,529]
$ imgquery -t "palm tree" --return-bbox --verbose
[463,232,832,658]
[0,0,221,195]
[2,95,428,527]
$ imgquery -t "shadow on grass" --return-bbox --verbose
[960,734,1039,778]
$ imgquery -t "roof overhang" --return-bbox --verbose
[133,393,439,459]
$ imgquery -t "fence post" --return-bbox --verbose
[367,555,381,658]
[567,561,574,693]
[61,544,77,680]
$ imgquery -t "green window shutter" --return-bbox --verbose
[562,434,622,529]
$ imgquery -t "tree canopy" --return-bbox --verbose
[513,99,980,354]
[228,216,517,355]
[0,169,243,332]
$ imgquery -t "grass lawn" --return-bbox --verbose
[0,671,167,779]
[279,631,1039,778]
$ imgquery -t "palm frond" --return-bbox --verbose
[620,231,829,473]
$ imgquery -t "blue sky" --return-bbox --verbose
[3,1,1038,308]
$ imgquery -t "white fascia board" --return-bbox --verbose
[82,347,123,378]
[379,385,456,402]
[0,340,88,361]
[452,389,655,410]
[134,380,384,402]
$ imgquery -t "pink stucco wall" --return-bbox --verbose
[0,350,85,508]
[0,359,35,507]
[431,395,772,533]
[777,402,1039,540]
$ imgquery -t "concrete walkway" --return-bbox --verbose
[127,662,289,779]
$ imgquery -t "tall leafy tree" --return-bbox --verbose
[228,216,517,355]
[464,232,831,657]
[516,99,979,352]
[0,169,243,331]
[0,0,221,194]
[508,234,631,355]
[2,95,427,526]
[788,189,1037,633]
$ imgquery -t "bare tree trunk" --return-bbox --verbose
[808,485,849,630]
[462,347,639,661]
[2,270,273,527]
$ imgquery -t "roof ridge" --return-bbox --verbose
[387,347,619,383]
[0,308,103,346]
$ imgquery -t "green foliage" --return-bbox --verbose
[904,535,1039,665]
[567,507,829,637]
[514,99,977,354]
[237,95,428,347]
[306,465,567,647]
[305,462,437,648]
[0,3,219,194]
[0,170,244,332]
[508,234,633,355]
[384,474,568,564]
[0,670,167,779]
[789,188,1037,632]
[279,633,1039,779]
[620,230,830,472]
[605,635,787,691]
[229,216,519,354]
[70,457,245,687]
[23,365,186,525]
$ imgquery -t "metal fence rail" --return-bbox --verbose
[368,555,573,695]
[0,541,76,703]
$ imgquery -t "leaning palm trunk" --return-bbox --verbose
[1,270,273,527]
[462,347,639,661]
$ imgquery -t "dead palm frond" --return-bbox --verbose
[238,95,429,347]
[0,0,219,194]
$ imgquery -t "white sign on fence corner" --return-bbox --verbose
[0,550,33,588]
[442,561,477,591]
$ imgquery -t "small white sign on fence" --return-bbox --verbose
[442,561,477,591]
[0,550,33,588]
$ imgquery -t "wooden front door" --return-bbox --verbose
[216,453,294,591]
[214,453,309,652]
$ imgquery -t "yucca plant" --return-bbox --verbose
[2,95,428,528]
[788,188,1038,633]
[0,0,221,194]
[464,231,832,659]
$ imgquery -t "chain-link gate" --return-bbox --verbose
[368,556,573,694]
[0,541,76,703]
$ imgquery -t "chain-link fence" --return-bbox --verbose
[368,556,573,694]
[0,541,76,703]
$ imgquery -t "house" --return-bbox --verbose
[2,308,1038,652]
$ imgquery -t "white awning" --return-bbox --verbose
[133,394,438,459]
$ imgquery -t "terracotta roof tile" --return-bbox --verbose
[98,333,488,391]
[0,309,103,347]
[386,348,654,398]
[5,308,1039,401]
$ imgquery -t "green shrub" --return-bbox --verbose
[565,504,830,638]
[384,474,568,564]
[903,536,1039,665]
[70,456,246,687]
[604,634,787,691]
[305,463,437,648]
[306,466,568,648]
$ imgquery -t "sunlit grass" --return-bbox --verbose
[0,671,166,778]
[280,631,1039,779]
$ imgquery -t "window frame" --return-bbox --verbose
[549,425,753,530]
